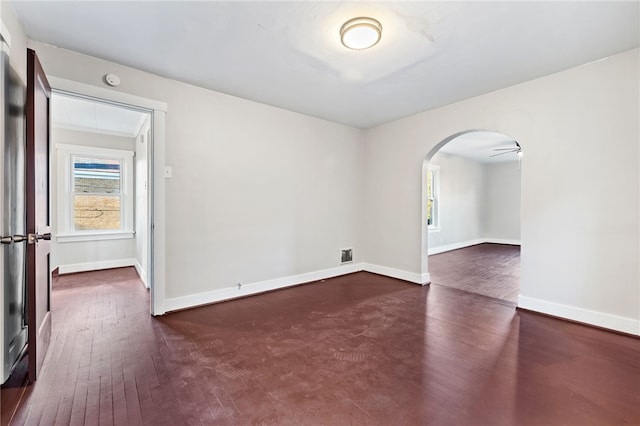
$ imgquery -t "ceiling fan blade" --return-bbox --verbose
[490,140,521,158]
[490,151,516,157]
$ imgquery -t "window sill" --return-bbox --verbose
[56,231,135,243]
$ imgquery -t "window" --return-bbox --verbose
[73,155,122,230]
[427,164,440,230]
[57,144,134,242]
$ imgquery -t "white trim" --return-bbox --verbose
[428,238,521,255]
[163,262,432,313]
[53,123,139,139]
[48,76,167,112]
[56,143,134,238]
[362,263,430,285]
[420,160,429,277]
[164,263,364,312]
[56,231,134,243]
[56,143,135,158]
[0,20,11,48]
[484,238,521,246]
[427,164,440,230]
[0,19,11,47]
[428,239,485,255]
[151,111,166,315]
[518,295,640,336]
[135,261,148,289]
[58,258,136,275]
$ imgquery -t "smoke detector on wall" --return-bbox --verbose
[104,73,120,87]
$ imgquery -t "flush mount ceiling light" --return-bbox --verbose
[340,17,382,50]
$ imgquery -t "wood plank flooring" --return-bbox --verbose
[429,243,520,302]
[2,267,639,425]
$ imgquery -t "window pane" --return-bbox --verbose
[427,171,433,223]
[73,156,121,194]
[74,194,120,230]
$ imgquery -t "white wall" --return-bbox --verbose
[134,117,150,286]
[6,21,636,334]
[484,161,521,242]
[0,4,26,80]
[364,48,639,334]
[29,40,364,304]
[51,128,137,273]
[427,153,521,253]
[428,152,484,250]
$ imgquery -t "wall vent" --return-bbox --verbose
[340,248,353,264]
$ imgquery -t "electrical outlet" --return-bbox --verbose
[164,166,173,178]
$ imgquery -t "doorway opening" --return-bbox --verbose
[49,89,158,313]
[422,130,522,303]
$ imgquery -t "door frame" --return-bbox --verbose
[420,129,523,292]
[47,77,167,315]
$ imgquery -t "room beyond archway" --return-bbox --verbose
[422,130,522,303]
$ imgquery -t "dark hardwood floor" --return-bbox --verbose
[429,243,520,303]
[2,267,639,425]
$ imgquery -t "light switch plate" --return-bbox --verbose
[164,166,173,178]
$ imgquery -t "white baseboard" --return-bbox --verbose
[164,263,364,313]
[361,263,430,285]
[135,261,148,288]
[428,239,484,255]
[484,238,521,246]
[428,238,521,255]
[58,258,136,275]
[163,262,431,313]
[518,295,639,336]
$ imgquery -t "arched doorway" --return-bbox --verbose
[422,130,522,303]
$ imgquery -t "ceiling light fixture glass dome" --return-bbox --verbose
[340,17,382,50]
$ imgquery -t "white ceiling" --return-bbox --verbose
[51,93,149,138]
[12,1,640,129]
[438,131,518,164]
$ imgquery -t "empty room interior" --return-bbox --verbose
[426,130,523,303]
[1,2,639,425]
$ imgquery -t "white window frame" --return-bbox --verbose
[427,164,440,232]
[56,143,134,242]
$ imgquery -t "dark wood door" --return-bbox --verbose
[26,48,51,382]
